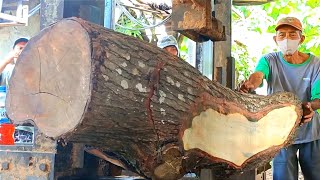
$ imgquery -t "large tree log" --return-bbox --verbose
[7,17,302,179]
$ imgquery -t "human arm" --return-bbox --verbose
[0,50,18,74]
[300,80,320,124]
[310,99,320,111]
[300,102,314,124]
[239,72,264,93]
[238,57,269,93]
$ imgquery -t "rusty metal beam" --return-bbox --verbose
[171,0,225,42]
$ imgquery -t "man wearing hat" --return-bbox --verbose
[157,35,179,56]
[239,17,320,179]
[0,38,28,86]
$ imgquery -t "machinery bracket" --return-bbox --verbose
[0,0,29,27]
[171,0,226,42]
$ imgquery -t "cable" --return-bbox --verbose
[120,5,149,27]
[28,4,41,17]
[115,14,171,30]
[116,1,172,30]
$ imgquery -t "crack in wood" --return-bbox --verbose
[37,47,41,93]
[144,61,166,161]
[31,91,68,103]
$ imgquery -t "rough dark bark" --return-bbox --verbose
[7,18,302,179]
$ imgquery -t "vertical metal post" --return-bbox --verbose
[187,40,197,68]
[202,41,214,80]
[196,42,203,73]
[40,0,64,29]
[16,0,23,18]
[211,0,215,81]
[104,0,115,29]
[227,57,235,89]
[0,0,2,13]
[196,41,214,80]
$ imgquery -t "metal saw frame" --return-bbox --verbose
[0,0,29,27]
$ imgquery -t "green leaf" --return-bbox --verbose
[280,6,291,14]
[239,6,251,18]
[262,2,271,11]
[268,7,280,20]
[180,45,188,51]
[306,0,320,8]
[253,27,263,34]
[267,25,276,33]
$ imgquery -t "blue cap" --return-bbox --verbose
[0,86,6,93]
[13,38,28,49]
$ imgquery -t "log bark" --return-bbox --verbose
[6,17,302,179]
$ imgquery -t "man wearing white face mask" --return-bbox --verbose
[239,17,320,180]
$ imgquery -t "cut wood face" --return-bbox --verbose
[182,105,297,167]
[6,20,92,138]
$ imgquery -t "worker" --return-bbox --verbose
[0,38,28,86]
[157,35,179,56]
[238,17,320,179]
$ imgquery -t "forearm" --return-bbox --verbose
[247,72,264,90]
[0,60,9,74]
[310,99,320,110]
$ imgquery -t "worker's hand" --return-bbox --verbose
[4,50,19,64]
[300,102,314,125]
[237,80,255,93]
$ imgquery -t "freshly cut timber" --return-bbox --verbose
[6,17,302,179]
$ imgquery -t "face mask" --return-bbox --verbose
[276,39,300,55]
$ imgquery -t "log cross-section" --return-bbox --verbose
[6,17,302,179]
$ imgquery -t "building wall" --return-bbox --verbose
[0,0,40,60]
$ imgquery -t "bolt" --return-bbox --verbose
[39,163,48,172]
[2,162,9,170]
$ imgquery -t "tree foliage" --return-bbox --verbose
[115,11,145,40]
[114,6,190,61]
[232,0,320,84]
